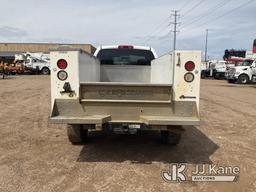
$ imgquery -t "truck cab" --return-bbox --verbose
[226,59,256,84]
[94,45,157,82]
[49,45,201,145]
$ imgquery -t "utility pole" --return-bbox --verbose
[205,29,209,62]
[171,10,180,51]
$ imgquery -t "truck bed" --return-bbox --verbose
[49,49,201,128]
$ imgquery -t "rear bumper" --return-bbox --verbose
[49,99,200,127]
[49,115,200,126]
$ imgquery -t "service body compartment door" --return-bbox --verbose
[80,82,172,102]
[79,82,173,122]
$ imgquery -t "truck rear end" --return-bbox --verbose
[49,46,201,144]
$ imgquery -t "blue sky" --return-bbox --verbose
[0,0,255,59]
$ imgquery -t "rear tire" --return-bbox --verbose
[41,67,50,75]
[160,129,181,145]
[238,74,249,84]
[67,124,88,144]
[213,72,220,79]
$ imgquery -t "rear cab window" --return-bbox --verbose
[96,48,155,65]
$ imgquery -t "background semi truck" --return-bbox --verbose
[49,45,201,145]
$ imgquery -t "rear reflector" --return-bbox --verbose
[57,59,68,69]
[57,70,68,81]
[118,45,134,49]
[185,61,195,71]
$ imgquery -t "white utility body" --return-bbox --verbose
[15,52,50,74]
[201,60,227,79]
[50,45,201,144]
[226,59,256,84]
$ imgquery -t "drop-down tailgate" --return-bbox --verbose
[50,82,199,125]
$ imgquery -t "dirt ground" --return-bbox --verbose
[0,75,255,192]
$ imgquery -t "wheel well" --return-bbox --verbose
[41,67,50,75]
[41,67,49,71]
[238,73,249,79]
[238,73,251,82]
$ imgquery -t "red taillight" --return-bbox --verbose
[118,45,134,49]
[185,61,195,71]
[57,59,68,69]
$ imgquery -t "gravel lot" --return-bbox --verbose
[0,75,255,192]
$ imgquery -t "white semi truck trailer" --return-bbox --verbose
[49,45,201,145]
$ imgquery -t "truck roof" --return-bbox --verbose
[100,45,152,50]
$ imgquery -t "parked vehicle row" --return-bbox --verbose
[0,52,51,76]
[201,59,256,84]
[14,52,51,75]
